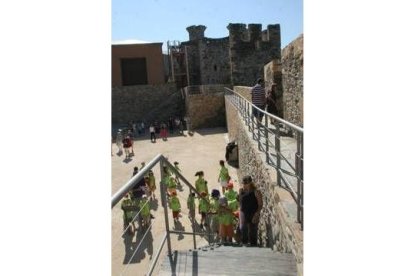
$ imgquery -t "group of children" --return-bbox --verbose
[121,162,157,234]
[121,159,241,244]
[167,160,240,244]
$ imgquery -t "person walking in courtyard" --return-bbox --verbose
[218,160,230,194]
[251,78,266,126]
[169,191,181,222]
[122,135,132,159]
[116,130,123,154]
[198,191,209,229]
[149,124,156,143]
[148,170,156,200]
[239,175,263,246]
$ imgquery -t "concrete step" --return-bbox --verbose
[159,244,297,276]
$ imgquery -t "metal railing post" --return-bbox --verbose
[275,122,281,187]
[257,106,261,148]
[297,132,304,230]
[160,158,173,256]
[265,114,269,162]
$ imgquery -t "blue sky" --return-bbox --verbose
[112,0,303,51]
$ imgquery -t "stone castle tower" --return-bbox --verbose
[172,23,281,87]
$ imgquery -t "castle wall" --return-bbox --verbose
[180,23,281,87]
[228,24,281,86]
[264,59,284,118]
[199,38,231,84]
[112,83,184,124]
[282,35,303,127]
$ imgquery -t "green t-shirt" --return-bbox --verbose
[218,207,234,225]
[138,199,150,216]
[195,178,208,194]
[219,166,230,181]
[225,189,238,201]
[198,197,210,213]
[209,197,219,213]
[169,196,181,211]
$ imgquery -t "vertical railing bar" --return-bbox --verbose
[276,122,281,187]
[160,158,173,256]
[265,114,269,163]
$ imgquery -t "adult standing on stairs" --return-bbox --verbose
[239,175,263,246]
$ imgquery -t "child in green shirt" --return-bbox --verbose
[218,197,234,244]
[209,189,221,241]
[138,195,151,228]
[224,181,239,212]
[195,171,208,195]
[218,160,230,194]
[198,191,210,228]
[169,191,181,222]
[121,193,139,234]
[148,170,156,200]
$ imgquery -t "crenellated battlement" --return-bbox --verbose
[186,25,207,41]
[227,23,280,47]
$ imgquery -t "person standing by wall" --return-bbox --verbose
[239,175,263,246]
[251,78,266,126]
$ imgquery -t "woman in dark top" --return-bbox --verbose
[239,175,263,246]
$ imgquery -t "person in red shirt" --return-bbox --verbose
[122,136,132,159]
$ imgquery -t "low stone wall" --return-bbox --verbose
[225,95,303,276]
[186,93,226,129]
[184,85,230,129]
[112,83,185,124]
[233,86,251,102]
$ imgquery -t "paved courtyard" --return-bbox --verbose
[111,127,239,275]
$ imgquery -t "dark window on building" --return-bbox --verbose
[214,65,217,71]
[121,58,148,86]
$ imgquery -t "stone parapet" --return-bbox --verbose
[185,85,231,129]
[282,34,303,127]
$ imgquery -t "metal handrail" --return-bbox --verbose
[112,154,216,276]
[224,87,304,230]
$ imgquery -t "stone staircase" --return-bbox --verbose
[159,244,297,276]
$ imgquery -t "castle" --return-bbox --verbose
[170,23,281,87]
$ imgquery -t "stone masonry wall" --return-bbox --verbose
[112,83,185,124]
[199,38,231,84]
[264,59,284,118]
[282,34,303,127]
[185,85,229,129]
[225,96,303,276]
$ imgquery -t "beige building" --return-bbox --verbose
[112,42,165,87]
